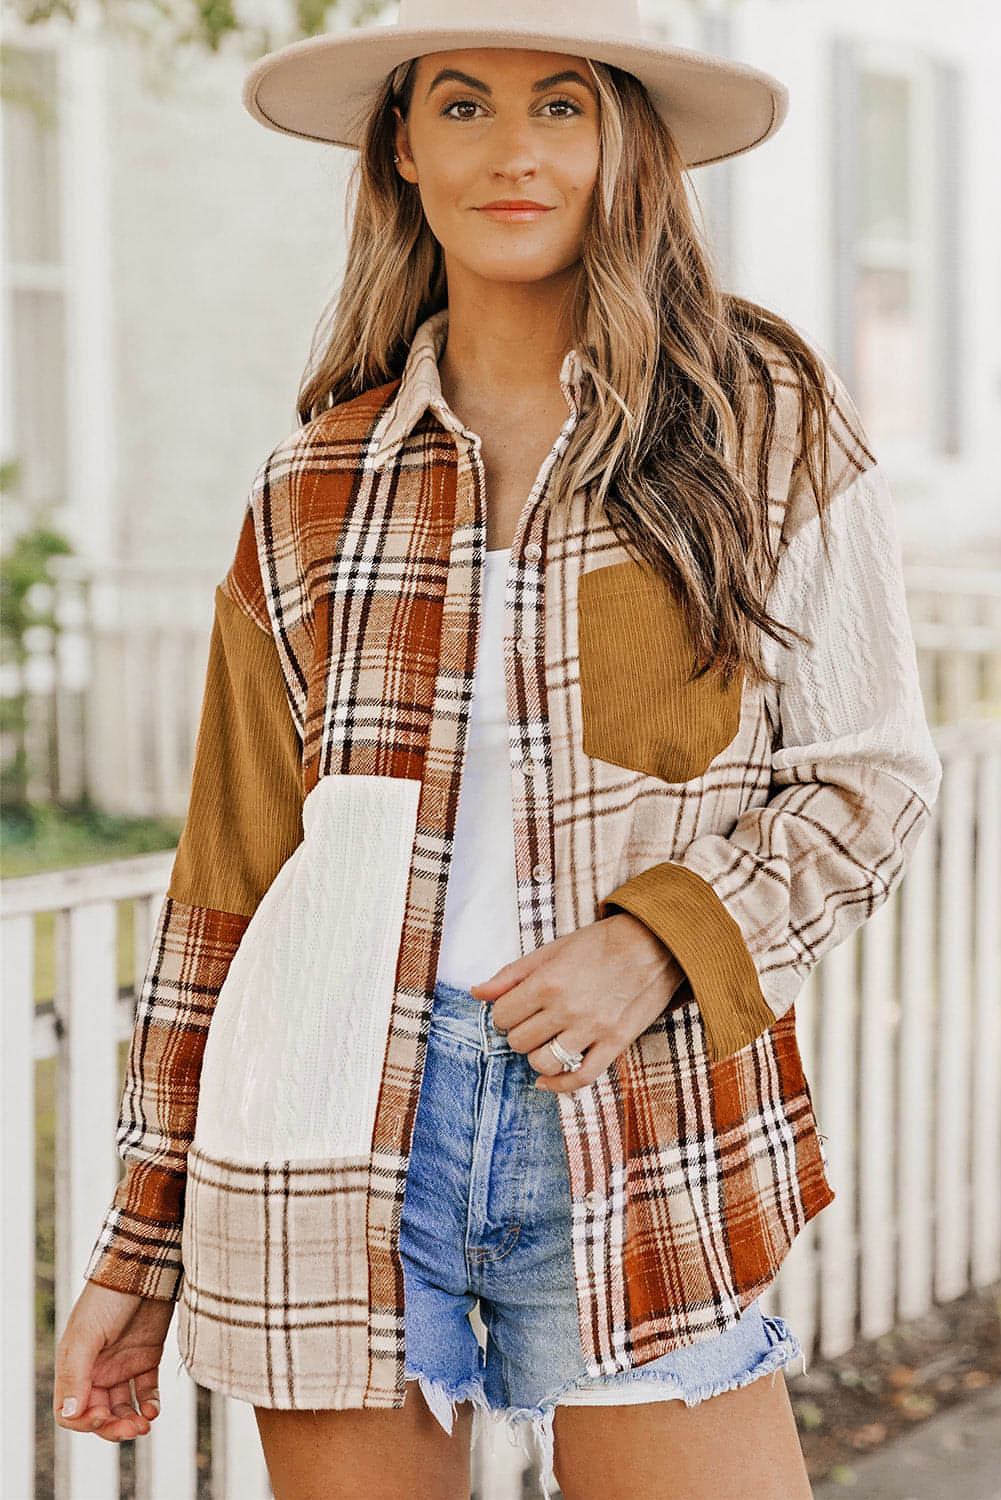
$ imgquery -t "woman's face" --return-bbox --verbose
[393,48,601,286]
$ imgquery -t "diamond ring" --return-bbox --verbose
[547,1037,585,1072]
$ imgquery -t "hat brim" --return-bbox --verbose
[241,26,788,169]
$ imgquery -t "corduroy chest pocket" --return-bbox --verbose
[577,559,744,783]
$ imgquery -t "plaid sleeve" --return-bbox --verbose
[82,500,304,1300]
[599,455,943,1066]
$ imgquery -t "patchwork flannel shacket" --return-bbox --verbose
[84,306,942,1410]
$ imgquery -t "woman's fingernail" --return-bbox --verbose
[61,1397,78,1417]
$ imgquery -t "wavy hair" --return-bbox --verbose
[296,54,875,690]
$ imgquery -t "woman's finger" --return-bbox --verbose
[536,1036,616,1092]
[528,1031,594,1079]
[107,1377,143,1418]
[54,1333,112,1432]
[133,1370,162,1420]
[504,1007,582,1056]
[81,1384,116,1431]
[89,1381,151,1444]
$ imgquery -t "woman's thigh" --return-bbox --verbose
[551,1362,813,1500]
[253,1383,474,1500]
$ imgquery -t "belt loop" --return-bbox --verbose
[478,995,489,1055]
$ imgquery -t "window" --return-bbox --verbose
[855,64,927,445]
[2,41,70,524]
[831,37,962,462]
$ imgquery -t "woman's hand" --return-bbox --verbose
[470,911,689,1093]
[54,1281,176,1442]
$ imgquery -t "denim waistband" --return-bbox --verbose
[430,977,516,1054]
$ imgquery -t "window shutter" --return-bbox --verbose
[830,34,860,392]
[931,56,962,456]
[696,9,736,283]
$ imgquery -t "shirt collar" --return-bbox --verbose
[366,306,586,471]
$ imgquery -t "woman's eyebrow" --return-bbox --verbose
[425,67,597,101]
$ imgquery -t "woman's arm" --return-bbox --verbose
[82,503,304,1300]
[599,453,943,1066]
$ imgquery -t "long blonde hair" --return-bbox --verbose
[296,55,875,689]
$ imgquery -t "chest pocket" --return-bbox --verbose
[577,559,744,783]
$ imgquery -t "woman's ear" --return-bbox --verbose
[391,106,410,170]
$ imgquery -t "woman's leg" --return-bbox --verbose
[253,1383,475,1500]
[551,1365,813,1500]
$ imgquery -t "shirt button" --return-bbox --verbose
[516,635,532,655]
[525,541,542,561]
[532,863,549,883]
[583,1191,603,1210]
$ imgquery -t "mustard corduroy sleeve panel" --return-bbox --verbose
[83,578,304,1301]
[169,583,305,915]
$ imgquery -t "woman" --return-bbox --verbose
[55,4,943,1498]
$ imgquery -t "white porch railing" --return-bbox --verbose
[906,565,1001,725]
[4,559,1001,818]
[2,717,1000,1500]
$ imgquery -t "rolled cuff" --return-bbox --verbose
[599,861,776,1064]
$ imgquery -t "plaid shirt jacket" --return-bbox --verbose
[84,307,942,1410]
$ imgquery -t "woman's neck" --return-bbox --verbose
[436,274,577,414]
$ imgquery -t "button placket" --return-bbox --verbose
[458,377,579,964]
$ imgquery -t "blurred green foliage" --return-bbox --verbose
[0,457,76,810]
[3,0,396,71]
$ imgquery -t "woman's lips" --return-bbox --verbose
[477,204,555,220]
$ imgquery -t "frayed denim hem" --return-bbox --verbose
[403,1365,493,1437]
[477,1314,806,1500]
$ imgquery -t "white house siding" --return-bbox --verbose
[104,32,355,571]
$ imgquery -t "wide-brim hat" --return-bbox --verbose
[242,0,789,169]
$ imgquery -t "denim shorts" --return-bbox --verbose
[399,978,805,1498]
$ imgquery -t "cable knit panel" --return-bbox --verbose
[767,463,938,783]
[191,773,421,1162]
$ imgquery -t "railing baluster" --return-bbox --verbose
[971,741,1001,1290]
[57,898,119,1499]
[817,939,859,1360]
[1,911,37,1500]
[897,801,937,1324]
[136,1320,198,1500]
[211,1391,273,1500]
[935,741,977,1305]
[859,892,897,1340]
[763,969,822,1365]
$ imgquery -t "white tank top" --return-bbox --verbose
[436,548,523,989]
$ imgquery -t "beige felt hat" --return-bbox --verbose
[241,0,789,169]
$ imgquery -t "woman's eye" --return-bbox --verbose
[543,97,582,118]
[440,96,582,120]
[440,98,484,120]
